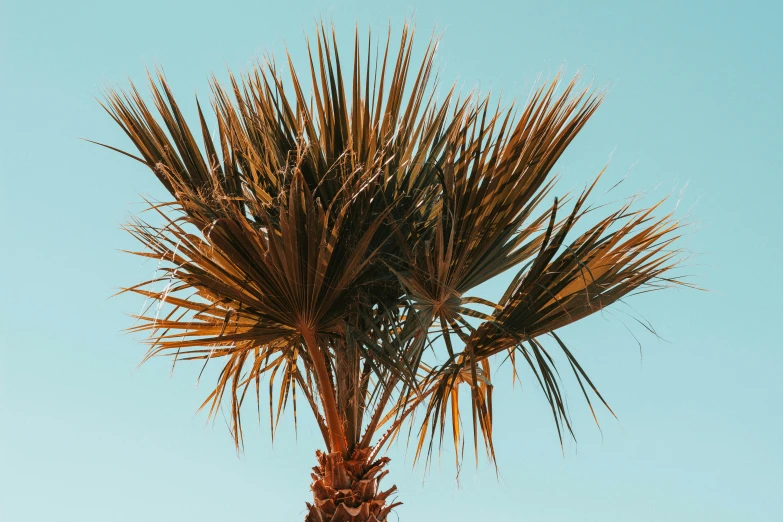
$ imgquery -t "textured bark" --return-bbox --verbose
[305,448,400,522]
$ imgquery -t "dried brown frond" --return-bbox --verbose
[99,22,691,480]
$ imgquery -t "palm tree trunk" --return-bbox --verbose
[305,447,400,522]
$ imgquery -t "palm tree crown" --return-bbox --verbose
[101,23,687,520]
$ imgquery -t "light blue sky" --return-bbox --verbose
[1,1,781,521]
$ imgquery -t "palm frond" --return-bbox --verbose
[101,22,691,472]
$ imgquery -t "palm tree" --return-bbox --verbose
[99,23,687,521]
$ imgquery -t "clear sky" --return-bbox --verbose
[1,1,781,521]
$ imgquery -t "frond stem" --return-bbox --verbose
[302,328,349,456]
